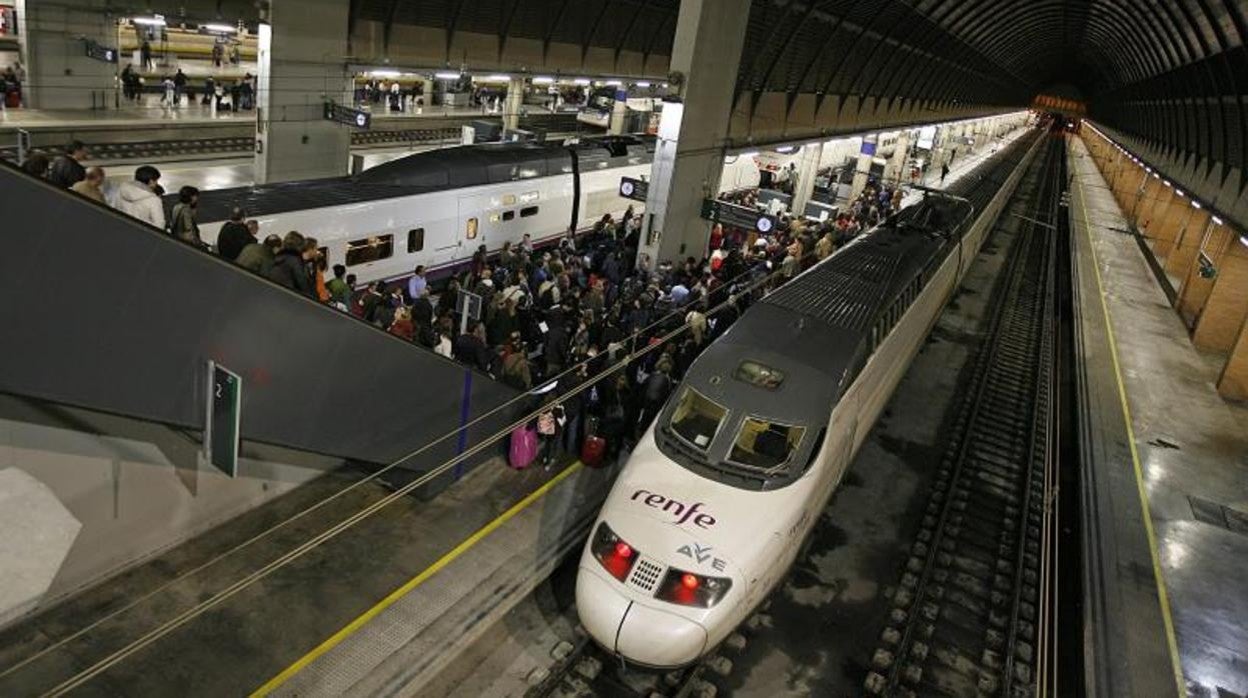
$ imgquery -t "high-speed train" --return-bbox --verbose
[187,136,653,284]
[574,132,1040,667]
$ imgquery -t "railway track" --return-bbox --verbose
[865,137,1063,698]
[525,609,765,698]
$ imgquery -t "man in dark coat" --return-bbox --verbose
[452,320,492,372]
[216,207,252,260]
[267,231,315,298]
[47,141,88,189]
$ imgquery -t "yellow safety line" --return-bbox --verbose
[1072,140,1186,698]
[250,460,585,696]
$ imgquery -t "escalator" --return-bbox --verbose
[0,161,521,468]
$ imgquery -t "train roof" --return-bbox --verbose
[691,196,968,406]
[182,135,654,223]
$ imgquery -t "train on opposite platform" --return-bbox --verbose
[187,136,653,285]
[574,133,1037,668]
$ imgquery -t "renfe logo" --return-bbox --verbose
[631,489,717,529]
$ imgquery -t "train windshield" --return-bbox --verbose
[727,418,805,472]
[670,387,727,450]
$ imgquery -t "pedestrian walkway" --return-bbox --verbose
[1068,134,1248,698]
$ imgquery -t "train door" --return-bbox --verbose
[437,197,481,268]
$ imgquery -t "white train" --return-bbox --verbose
[574,133,1040,667]
[189,136,653,284]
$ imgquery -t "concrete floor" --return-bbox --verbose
[1068,137,1248,698]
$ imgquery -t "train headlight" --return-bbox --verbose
[655,567,733,608]
[590,521,639,582]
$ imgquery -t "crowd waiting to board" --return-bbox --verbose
[28,147,903,466]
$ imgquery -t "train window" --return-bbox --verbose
[670,387,727,450]
[502,210,516,222]
[345,234,393,266]
[466,218,478,239]
[408,228,425,253]
[729,418,806,471]
[520,206,539,218]
[734,361,785,390]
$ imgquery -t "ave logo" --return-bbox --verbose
[677,542,727,572]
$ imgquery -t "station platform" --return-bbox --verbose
[1067,135,1248,698]
[0,96,543,131]
[0,443,614,696]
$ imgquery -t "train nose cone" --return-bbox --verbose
[615,602,707,667]
[576,569,708,667]
[576,568,631,651]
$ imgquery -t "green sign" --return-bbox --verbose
[205,361,242,477]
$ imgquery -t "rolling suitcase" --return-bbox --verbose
[581,415,606,468]
[580,434,606,468]
[509,425,538,470]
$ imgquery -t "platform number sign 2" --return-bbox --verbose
[204,361,242,478]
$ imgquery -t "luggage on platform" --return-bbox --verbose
[580,434,606,468]
[509,425,539,470]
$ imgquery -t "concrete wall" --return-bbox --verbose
[350,21,670,79]
[0,397,341,628]
[16,0,116,110]
[254,0,352,184]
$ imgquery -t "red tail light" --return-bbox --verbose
[591,522,639,582]
[656,567,732,608]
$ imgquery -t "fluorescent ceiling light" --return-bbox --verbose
[574,78,591,85]
[1176,190,1186,198]
[636,81,651,87]
[533,76,554,84]
[483,74,509,81]
[1191,201,1202,209]
[1240,235,1248,248]
[776,146,796,153]
[739,151,759,159]
[132,15,166,26]
[435,71,460,80]
[370,69,400,78]
[661,82,669,88]
[605,80,623,86]
[201,23,236,33]
[1164,180,1172,188]
[1212,216,1224,225]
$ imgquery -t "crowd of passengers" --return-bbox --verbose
[26,142,904,466]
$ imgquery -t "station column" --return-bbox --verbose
[637,0,750,268]
[254,0,352,184]
[15,0,116,110]
[849,133,878,201]
[884,130,911,190]
[790,141,824,216]
[503,77,525,131]
[608,90,628,135]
